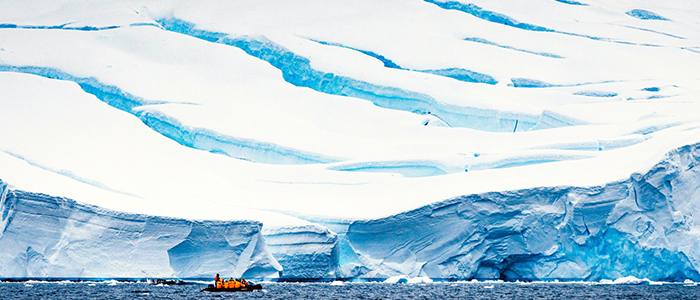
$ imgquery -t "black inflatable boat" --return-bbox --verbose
[200,283,262,292]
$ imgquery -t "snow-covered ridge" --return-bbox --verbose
[0,180,282,278]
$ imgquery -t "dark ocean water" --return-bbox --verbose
[1,281,698,299]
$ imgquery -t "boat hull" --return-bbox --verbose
[201,284,262,292]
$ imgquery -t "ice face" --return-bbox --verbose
[263,225,339,279]
[343,143,700,281]
[0,181,282,278]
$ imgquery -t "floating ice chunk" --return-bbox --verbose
[105,280,119,286]
[612,276,651,285]
[407,276,433,284]
[384,275,431,284]
[384,275,406,283]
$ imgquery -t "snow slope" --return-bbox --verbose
[0,0,699,280]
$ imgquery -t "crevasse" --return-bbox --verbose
[0,65,337,164]
[157,18,539,132]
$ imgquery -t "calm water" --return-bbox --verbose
[1,281,698,299]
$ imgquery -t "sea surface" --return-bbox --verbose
[1,281,698,299]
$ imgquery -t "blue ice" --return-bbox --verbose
[0,23,154,31]
[346,143,700,281]
[573,91,618,97]
[331,163,448,178]
[311,40,402,69]
[0,65,337,165]
[464,37,563,58]
[554,0,588,6]
[510,78,558,88]
[419,68,498,85]
[158,18,539,132]
[626,9,669,21]
[311,39,498,84]
[423,0,554,32]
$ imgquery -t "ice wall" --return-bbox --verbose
[346,143,700,281]
[0,181,282,278]
[263,225,339,280]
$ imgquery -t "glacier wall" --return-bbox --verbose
[345,143,700,281]
[263,225,339,280]
[0,181,282,278]
[157,18,539,132]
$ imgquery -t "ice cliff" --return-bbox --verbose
[345,143,700,281]
[0,181,282,278]
[263,225,339,280]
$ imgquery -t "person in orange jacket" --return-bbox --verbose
[215,273,222,289]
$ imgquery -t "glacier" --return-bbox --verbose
[1,0,700,282]
[0,180,282,278]
[344,143,700,281]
